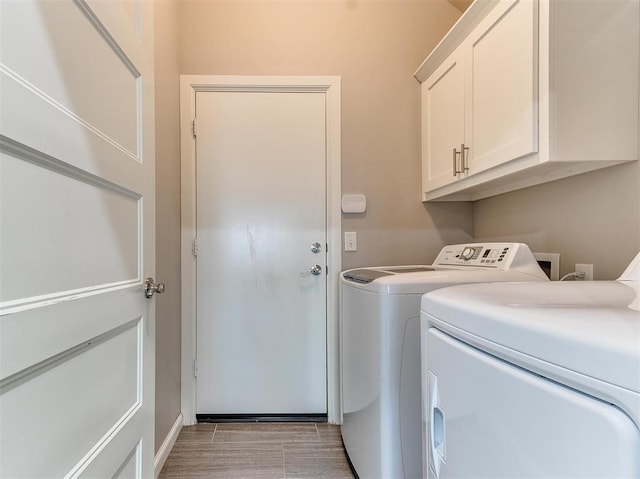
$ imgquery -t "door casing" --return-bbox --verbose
[179,75,342,424]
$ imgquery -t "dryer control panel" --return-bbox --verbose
[434,243,542,274]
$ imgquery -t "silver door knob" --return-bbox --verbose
[144,277,166,298]
[311,242,322,254]
[310,265,322,276]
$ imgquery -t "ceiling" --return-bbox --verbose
[447,0,473,12]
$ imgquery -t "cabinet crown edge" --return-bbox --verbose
[414,0,499,82]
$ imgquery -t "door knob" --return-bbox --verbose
[144,277,166,298]
[309,265,322,276]
[311,242,322,253]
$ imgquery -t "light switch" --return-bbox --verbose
[344,232,357,252]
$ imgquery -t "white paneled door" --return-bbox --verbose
[0,1,156,477]
[195,90,327,416]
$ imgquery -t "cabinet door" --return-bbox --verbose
[421,49,465,194]
[465,0,538,175]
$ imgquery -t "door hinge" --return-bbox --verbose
[192,118,197,138]
[194,358,198,377]
[192,238,198,257]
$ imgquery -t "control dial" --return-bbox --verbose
[460,247,476,261]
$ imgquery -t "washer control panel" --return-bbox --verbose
[434,243,524,269]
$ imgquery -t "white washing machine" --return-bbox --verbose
[340,243,549,479]
[420,251,640,478]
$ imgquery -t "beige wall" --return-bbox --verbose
[152,0,638,455]
[154,0,182,453]
[473,161,640,280]
[151,0,474,452]
[180,0,473,270]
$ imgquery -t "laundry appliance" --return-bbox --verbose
[340,243,549,479]
[421,251,640,478]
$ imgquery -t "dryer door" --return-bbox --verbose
[424,328,640,478]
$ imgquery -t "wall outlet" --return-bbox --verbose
[575,263,593,281]
[344,232,357,252]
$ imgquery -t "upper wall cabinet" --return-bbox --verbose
[415,0,640,201]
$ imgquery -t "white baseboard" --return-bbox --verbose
[154,413,183,478]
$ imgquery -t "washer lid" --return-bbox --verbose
[342,269,393,284]
[342,266,436,284]
[341,268,547,294]
[421,280,640,393]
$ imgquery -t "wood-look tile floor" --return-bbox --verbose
[158,422,355,479]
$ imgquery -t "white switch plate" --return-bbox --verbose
[344,232,357,252]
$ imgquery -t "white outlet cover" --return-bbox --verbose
[575,263,594,281]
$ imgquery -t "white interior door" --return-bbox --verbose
[195,90,327,416]
[0,1,156,477]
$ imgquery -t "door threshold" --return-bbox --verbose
[196,413,327,423]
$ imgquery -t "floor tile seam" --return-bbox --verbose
[216,422,317,432]
[282,445,348,452]
[282,444,287,479]
[211,437,322,444]
[231,439,317,441]
[212,435,319,439]
[214,429,317,434]
[314,422,321,443]
[205,442,287,448]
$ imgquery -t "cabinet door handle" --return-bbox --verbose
[452,148,461,176]
[461,143,470,171]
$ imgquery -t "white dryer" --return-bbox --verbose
[340,243,549,479]
[420,251,640,478]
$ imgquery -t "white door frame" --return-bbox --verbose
[179,75,342,425]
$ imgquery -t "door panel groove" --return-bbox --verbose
[0,317,140,391]
[0,135,141,197]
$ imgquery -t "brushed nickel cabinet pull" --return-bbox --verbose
[452,147,461,176]
[462,143,470,171]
